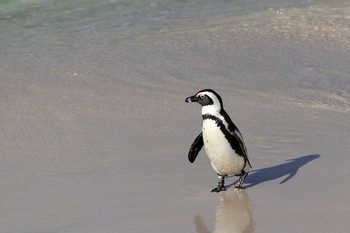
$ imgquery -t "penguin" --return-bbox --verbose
[185,89,252,192]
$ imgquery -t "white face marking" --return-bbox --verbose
[198,91,222,115]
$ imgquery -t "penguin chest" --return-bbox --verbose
[202,120,244,175]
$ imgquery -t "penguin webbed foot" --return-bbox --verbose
[234,172,248,190]
[211,174,227,193]
[211,186,227,193]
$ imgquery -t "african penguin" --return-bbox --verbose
[185,89,251,192]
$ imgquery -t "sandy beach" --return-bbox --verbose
[1,1,350,232]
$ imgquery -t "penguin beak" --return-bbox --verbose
[185,95,198,103]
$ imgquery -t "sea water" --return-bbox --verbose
[1,0,349,42]
[1,0,349,112]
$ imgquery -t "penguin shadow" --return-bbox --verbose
[236,154,321,188]
[194,189,254,233]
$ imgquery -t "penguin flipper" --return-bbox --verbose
[222,110,252,168]
[233,133,252,169]
[188,132,203,163]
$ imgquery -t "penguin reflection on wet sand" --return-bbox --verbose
[185,89,251,192]
[195,190,254,233]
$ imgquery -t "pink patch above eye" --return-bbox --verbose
[196,93,204,98]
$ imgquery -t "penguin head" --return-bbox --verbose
[185,89,223,112]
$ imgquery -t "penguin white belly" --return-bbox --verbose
[202,120,245,175]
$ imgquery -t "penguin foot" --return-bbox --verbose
[235,172,248,190]
[234,184,245,190]
[212,174,227,192]
[211,186,227,193]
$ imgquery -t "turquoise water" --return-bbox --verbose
[1,0,349,94]
[1,0,349,71]
[1,0,349,40]
[1,0,349,88]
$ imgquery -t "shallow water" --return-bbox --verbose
[2,0,350,105]
[1,0,350,41]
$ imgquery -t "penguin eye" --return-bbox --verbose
[199,95,205,99]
